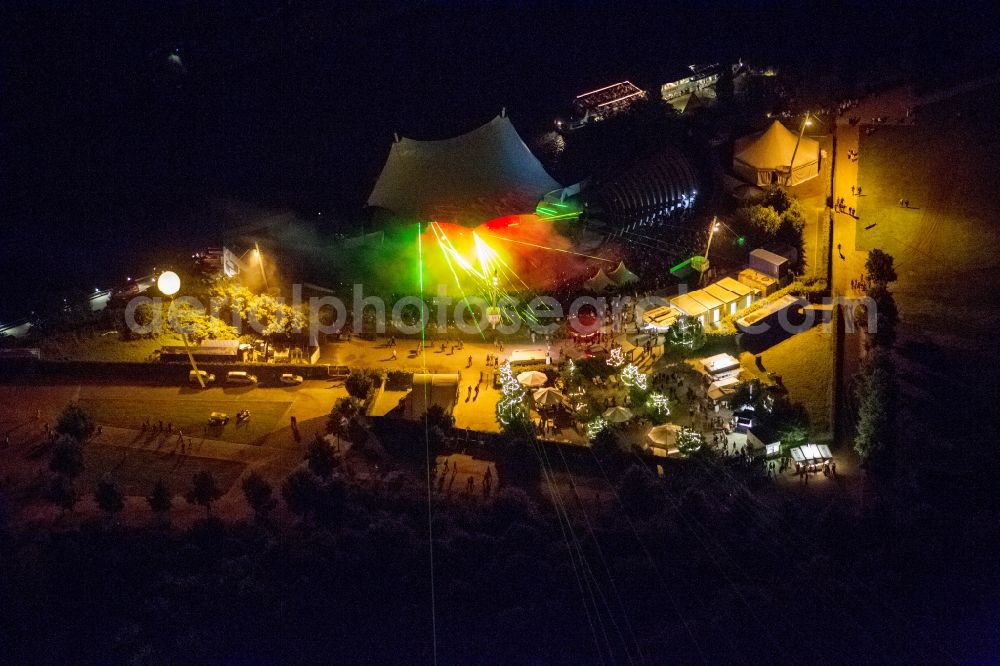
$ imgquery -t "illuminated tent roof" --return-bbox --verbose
[646,423,682,451]
[608,261,639,285]
[669,91,705,114]
[368,115,562,226]
[733,120,820,186]
[584,268,616,292]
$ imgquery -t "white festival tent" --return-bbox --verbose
[603,406,634,423]
[532,387,568,408]
[733,120,820,187]
[608,261,639,286]
[516,371,549,388]
[585,268,616,292]
[368,114,562,225]
[646,423,682,447]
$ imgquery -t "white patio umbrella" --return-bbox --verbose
[646,424,681,447]
[603,406,633,423]
[532,387,567,408]
[517,370,548,388]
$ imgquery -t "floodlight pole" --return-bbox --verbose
[180,329,205,388]
[699,216,720,285]
[169,295,205,389]
[159,271,205,388]
[786,112,810,186]
[703,216,720,258]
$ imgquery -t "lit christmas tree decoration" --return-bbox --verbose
[586,417,608,439]
[648,392,670,414]
[620,363,648,390]
[677,427,704,454]
[496,361,527,425]
[606,347,626,367]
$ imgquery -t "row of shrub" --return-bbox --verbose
[385,370,413,390]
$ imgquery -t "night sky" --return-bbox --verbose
[2,1,998,319]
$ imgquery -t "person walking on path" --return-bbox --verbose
[851,185,855,195]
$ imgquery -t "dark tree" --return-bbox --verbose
[126,301,158,338]
[618,464,658,517]
[715,67,735,102]
[146,479,172,522]
[306,438,338,479]
[762,184,792,213]
[346,417,371,449]
[423,404,454,432]
[854,352,897,466]
[241,472,277,523]
[185,471,222,517]
[55,403,95,441]
[591,426,625,463]
[770,397,810,447]
[281,467,321,522]
[730,378,766,412]
[47,475,79,514]
[865,249,897,286]
[495,432,541,487]
[49,435,84,479]
[867,283,898,348]
[314,476,346,525]
[94,476,124,519]
[345,370,377,400]
[327,396,361,438]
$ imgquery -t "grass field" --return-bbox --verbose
[39,330,180,362]
[81,445,247,496]
[856,87,1000,449]
[78,397,292,445]
[743,324,834,439]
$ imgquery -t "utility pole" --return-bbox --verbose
[786,112,811,186]
[699,216,720,285]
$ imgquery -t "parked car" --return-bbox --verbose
[280,373,303,386]
[226,371,258,385]
[208,412,230,426]
[188,369,216,385]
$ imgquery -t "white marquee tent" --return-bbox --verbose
[368,114,562,225]
[733,120,820,187]
[608,261,639,286]
[585,268,616,292]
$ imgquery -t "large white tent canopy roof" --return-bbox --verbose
[734,120,819,170]
[367,115,562,226]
